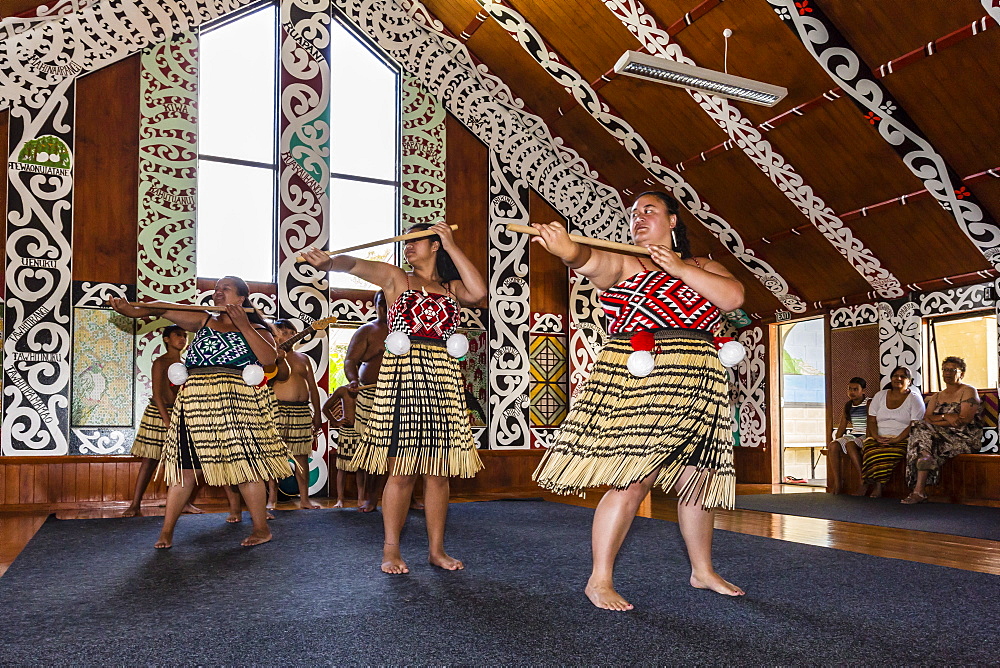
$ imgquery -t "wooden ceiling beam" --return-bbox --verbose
[473,0,809,312]
[770,0,1000,272]
[602,1,903,298]
[663,0,728,38]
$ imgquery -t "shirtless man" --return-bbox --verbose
[342,291,422,512]
[272,319,324,509]
[123,325,203,517]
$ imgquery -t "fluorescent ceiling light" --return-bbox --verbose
[613,50,788,107]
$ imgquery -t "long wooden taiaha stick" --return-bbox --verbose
[122,301,255,313]
[296,224,459,262]
[505,223,655,257]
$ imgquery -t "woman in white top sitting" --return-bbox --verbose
[859,366,926,498]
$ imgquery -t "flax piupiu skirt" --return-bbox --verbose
[336,387,374,472]
[350,338,484,478]
[161,367,293,487]
[130,402,170,460]
[533,329,735,510]
[276,400,314,457]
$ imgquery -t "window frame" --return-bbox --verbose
[923,307,998,392]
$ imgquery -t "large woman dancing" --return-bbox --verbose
[532,191,745,610]
[110,276,292,547]
[302,222,486,573]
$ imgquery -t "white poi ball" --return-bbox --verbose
[626,350,655,377]
[446,332,469,359]
[167,362,189,385]
[718,340,747,368]
[242,364,265,386]
[385,331,411,356]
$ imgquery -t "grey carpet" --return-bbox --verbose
[0,501,997,665]
[735,492,1000,541]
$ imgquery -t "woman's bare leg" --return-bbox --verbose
[123,457,159,517]
[674,467,743,596]
[155,470,198,548]
[224,485,242,522]
[587,469,660,611]
[423,475,461,570]
[237,481,272,546]
[380,464,417,574]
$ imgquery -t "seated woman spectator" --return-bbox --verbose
[901,357,982,504]
[828,377,869,495]
[860,366,926,498]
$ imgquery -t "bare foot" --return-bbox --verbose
[226,512,242,523]
[690,571,745,596]
[382,544,409,574]
[870,483,883,498]
[585,578,633,611]
[358,501,377,513]
[241,529,272,547]
[299,499,322,509]
[182,504,203,514]
[333,500,344,508]
[429,553,464,571]
[410,500,425,510]
[121,506,141,518]
[154,531,173,549]
[266,511,275,520]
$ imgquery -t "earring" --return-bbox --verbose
[671,228,678,251]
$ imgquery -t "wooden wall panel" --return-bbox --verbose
[527,190,568,319]
[445,113,488,306]
[828,324,880,429]
[73,54,140,284]
[734,446,771,485]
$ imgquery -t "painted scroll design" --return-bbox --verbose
[918,282,992,316]
[985,0,1000,26]
[402,74,446,228]
[878,300,922,391]
[735,325,766,448]
[830,303,879,329]
[278,0,332,422]
[601,0,902,298]
[339,0,628,244]
[488,151,530,448]
[2,77,75,455]
[0,0,257,112]
[769,0,1000,271]
[72,281,133,308]
[71,428,132,455]
[134,34,199,427]
[568,271,605,400]
[475,0,807,312]
[329,295,376,324]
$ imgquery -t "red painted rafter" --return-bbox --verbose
[671,14,996,171]
[665,0,727,37]
[459,10,490,42]
[726,167,1000,255]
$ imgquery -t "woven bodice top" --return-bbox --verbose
[388,288,460,340]
[185,326,259,368]
[600,270,720,335]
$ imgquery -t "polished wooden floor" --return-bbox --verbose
[2,484,998,578]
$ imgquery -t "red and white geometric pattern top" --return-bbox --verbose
[600,270,720,335]
[388,288,460,340]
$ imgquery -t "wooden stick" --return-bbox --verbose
[123,301,255,313]
[510,223,667,257]
[296,224,459,261]
[506,223,653,257]
[358,383,377,391]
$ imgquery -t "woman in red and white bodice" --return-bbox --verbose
[302,222,486,575]
[532,191,746,611]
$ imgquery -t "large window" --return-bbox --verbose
[925,310,998,391]
[196,6,400,286]
[197,4,278,282]
[327,16,400,290]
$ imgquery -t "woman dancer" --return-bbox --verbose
[110,276,292,547]
[532,191,745,610]
[302,221,486,573]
